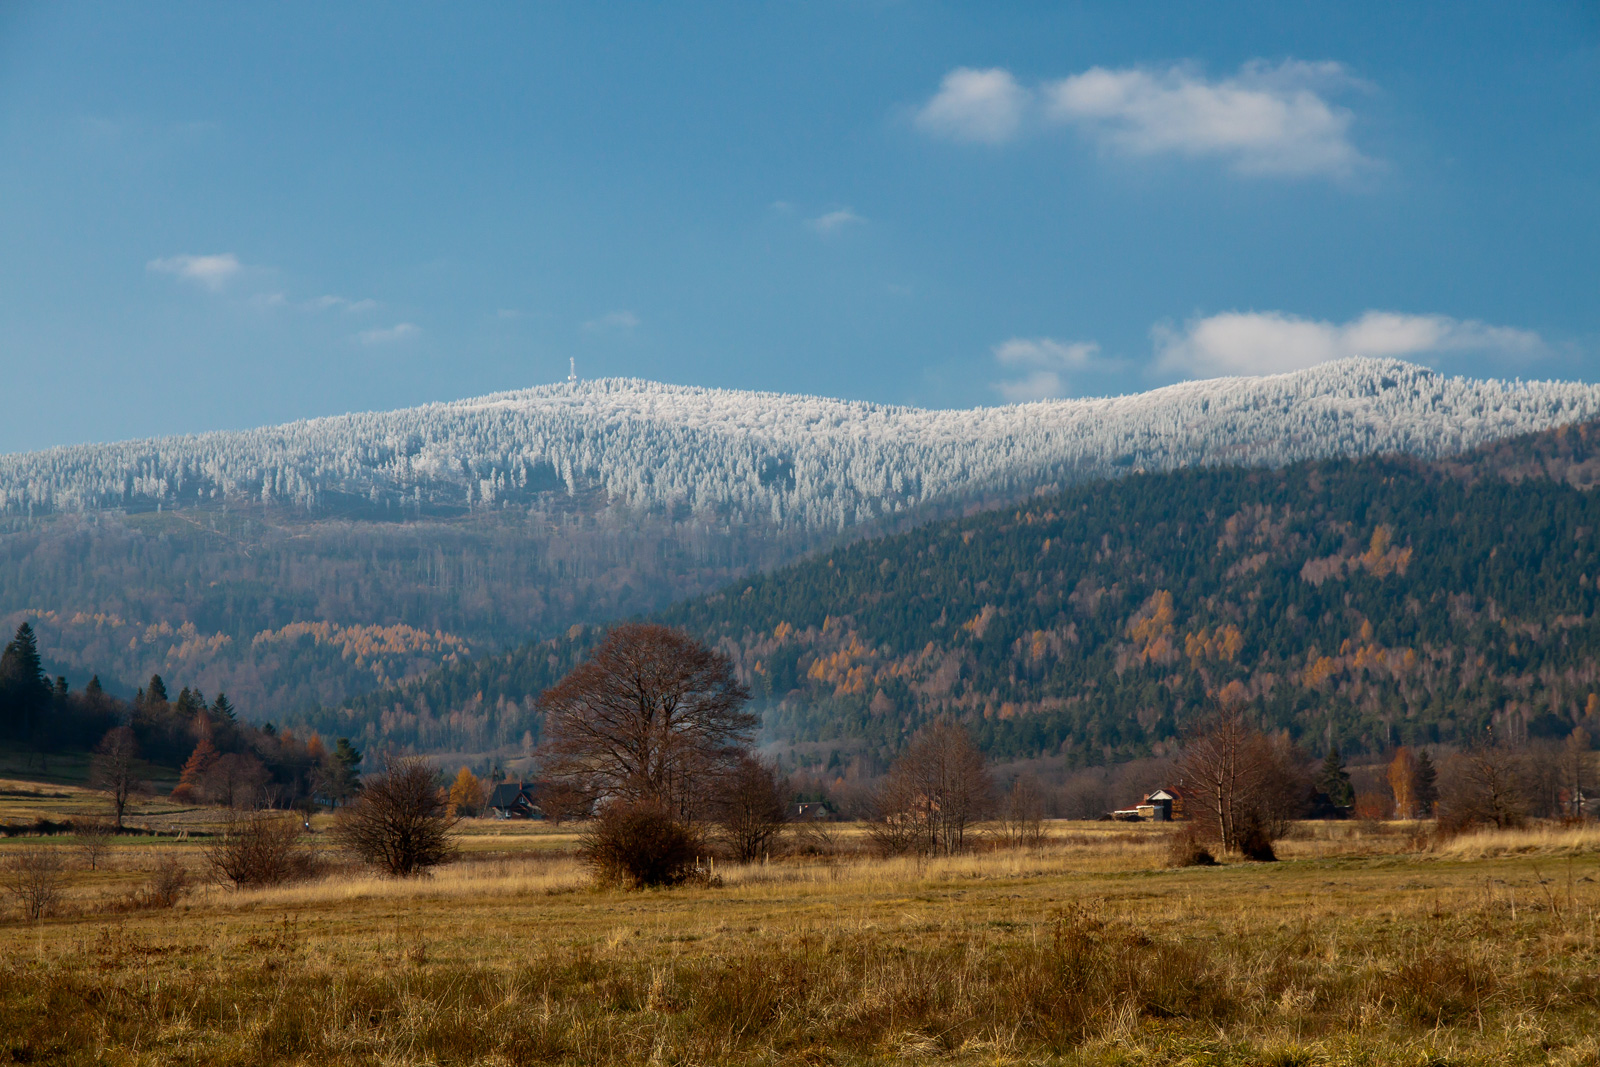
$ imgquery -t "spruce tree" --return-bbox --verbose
[1318,745,1355,807]
[0,622,49,742]
[211,693,236,723]
[1414,749,1439,816]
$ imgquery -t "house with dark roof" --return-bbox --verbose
[487,782,543,819]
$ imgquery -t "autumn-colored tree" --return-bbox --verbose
[1387,747,1419,818]
[170,732,218,804]
[538,623,755,821]
[447,766,487,817]
[202,752,269,809]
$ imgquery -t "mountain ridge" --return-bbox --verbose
[7,358,1600,721]
[7,359,1600,529]
[310,416,1600,765]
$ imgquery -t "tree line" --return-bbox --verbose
[0,621,366,824]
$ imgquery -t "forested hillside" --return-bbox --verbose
[329,419,1600,766]
[9,358,1600,718]
[0,505,799,718]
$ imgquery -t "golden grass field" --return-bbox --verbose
[4,777,1600,1066]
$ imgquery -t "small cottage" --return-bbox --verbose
[487,782,544,819]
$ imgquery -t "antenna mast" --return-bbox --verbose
[567,357,577,384]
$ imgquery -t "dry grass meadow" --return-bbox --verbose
[4,778,1600,1065]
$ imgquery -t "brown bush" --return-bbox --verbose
[3,846,65,919]
[145,855,191,907]
[1235,818,1277,861]
[582,800,701,889]
[1166,825,1217,867]
[205,812,318,888]
[331,758,458,876]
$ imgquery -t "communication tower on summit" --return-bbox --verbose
[567,357,577,384]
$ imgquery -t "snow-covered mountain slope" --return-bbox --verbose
[5,359,1599,529]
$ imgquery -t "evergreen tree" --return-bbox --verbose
[0,622,50,742]
[1414,749,1439,816]
[174,687,204,721]
[144,674,169,708]
[317,738,364,805]
[1317,745,1355,808]
[212,693,237,723]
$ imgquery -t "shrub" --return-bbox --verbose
[1236,820,1278,861]
[331,758,458,876]
[145,855,191,907]
[205,812,317,888]
[3,846,65,919]
[582,800,701,889]
[1166,825,1217,867]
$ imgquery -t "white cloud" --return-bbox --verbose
[1043,60,1366,176]
[583,310,639,333]
[147,253,241,291]
[1154,310,1543,378]
[809,208,865,234]
[915,59,1369,177]
[358,322,420,345]
[915,67,1028,144]
[309,295,379,313]
[992,337,1103,401]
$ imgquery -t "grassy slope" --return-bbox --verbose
[2,820,1599,1065]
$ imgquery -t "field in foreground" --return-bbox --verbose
[3,808,1600,1066]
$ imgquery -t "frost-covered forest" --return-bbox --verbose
[6,358,1600,725]
[5,359,1600,528]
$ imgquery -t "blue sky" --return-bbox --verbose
[1,2,1596,452]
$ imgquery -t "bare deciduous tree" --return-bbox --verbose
[1178,708,1307,855]
[3,846,64,920]
[539,624,755,820]
[997,774,1048,849]
[331,758,458,876]
[89,726,143,830]
[202,752,269,810]
[1439,745,1527,830]
[1562,728,1594,819]
[715,754,789,862]
[871,720,991,856]
[75,816,114,871]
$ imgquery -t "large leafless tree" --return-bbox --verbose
[538,623,755,820]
